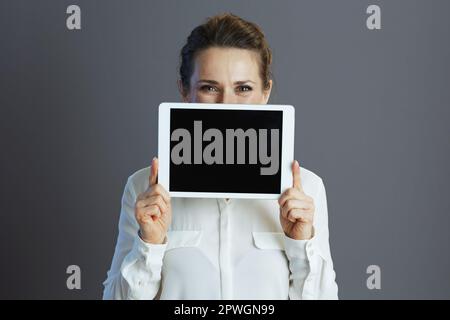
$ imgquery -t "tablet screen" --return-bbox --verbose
[169,108,283,194]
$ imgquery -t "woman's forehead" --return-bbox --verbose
[192,47,261,83]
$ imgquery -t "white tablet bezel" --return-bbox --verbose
[158,102,295,199]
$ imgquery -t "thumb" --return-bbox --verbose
[149,157,159,186]
[292,160,303,192]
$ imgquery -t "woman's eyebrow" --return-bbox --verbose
[197,79,219,85]
[196,80,256,85]
[234,80,256,85]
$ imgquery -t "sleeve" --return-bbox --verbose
[102,175,168,300]
[283,178,339,300]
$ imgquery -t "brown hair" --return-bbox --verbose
[179,13,273,95]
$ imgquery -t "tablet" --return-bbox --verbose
[158,102,295,199]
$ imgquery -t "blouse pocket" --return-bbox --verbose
[252,231,286,251]
[166,230,203,251]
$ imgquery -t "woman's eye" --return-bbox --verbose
[200,85,218,92]
[237,85,253,92]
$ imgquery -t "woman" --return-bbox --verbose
[103,13,338,300]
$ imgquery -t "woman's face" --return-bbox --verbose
[179,47,272,104]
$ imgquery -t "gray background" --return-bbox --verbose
[1,0,449,299]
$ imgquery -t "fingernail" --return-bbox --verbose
[295,160,299,168]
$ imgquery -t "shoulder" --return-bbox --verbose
[125,166,151,197]
[299,166,325,195]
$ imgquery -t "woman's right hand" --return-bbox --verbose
[135,157,172,244]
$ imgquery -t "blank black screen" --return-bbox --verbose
[169,108,283,194]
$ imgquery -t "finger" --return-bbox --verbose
[136,212,152,225]
[281,200,314,222]
[282,199,314,213]
[280,206,296,223]
[149,157,159,186]
[286,209,314,224]
[136,195,168,213]
[144,205,162,220]
[278,188,311,207]
[149,183,171,204]
[136,205,160,224]
[292,160,303,192]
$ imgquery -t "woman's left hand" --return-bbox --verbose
[279,160,315,240]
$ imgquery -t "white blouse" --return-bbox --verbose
[102,166,338,300]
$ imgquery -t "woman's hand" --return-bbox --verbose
[135,157,172,244]
[279,160,315,240]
